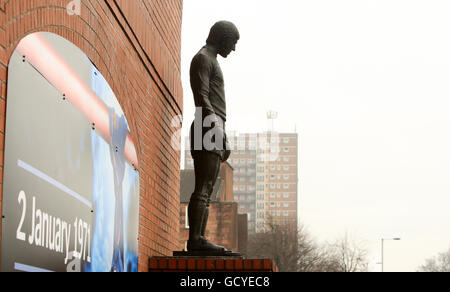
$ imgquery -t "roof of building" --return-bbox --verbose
[180,169,223,203]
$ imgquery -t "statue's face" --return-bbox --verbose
[218,36,238,58]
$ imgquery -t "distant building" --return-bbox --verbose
[179,163,248,254]
[185,132,298,234]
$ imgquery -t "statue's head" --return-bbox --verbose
[206,21,240,58]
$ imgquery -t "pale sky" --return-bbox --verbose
[180,0,450,272]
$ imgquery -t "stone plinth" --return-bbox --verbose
[149,257,279,272]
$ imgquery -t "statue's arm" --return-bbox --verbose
[190,54,217,120]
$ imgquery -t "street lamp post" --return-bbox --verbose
[381,238,401,272]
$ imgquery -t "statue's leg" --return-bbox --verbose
[187,151,225,252]
[201,154,222,238]
[200,206,210,239]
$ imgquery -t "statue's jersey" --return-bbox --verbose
[190,46,226,122]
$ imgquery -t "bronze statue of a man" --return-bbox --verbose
[188,21,240,252]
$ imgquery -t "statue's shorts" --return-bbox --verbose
[189,121,229,162]
[189,120,230,206]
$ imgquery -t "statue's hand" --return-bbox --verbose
[222,149,231,163]
[222,132,231,162]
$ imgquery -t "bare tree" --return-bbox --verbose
[247,220,300,272]
[247,219,341,272]
[417,248,450,272]
[247,219,369,272]
[328,232,369,272]
[295,226,341,272]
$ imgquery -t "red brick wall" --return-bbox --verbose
[180,202,240,253]
[180,202,189,249]
[238,214,248,254]
[0,0,183,272]
[217,162,234,202]
[208,202,239,252]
